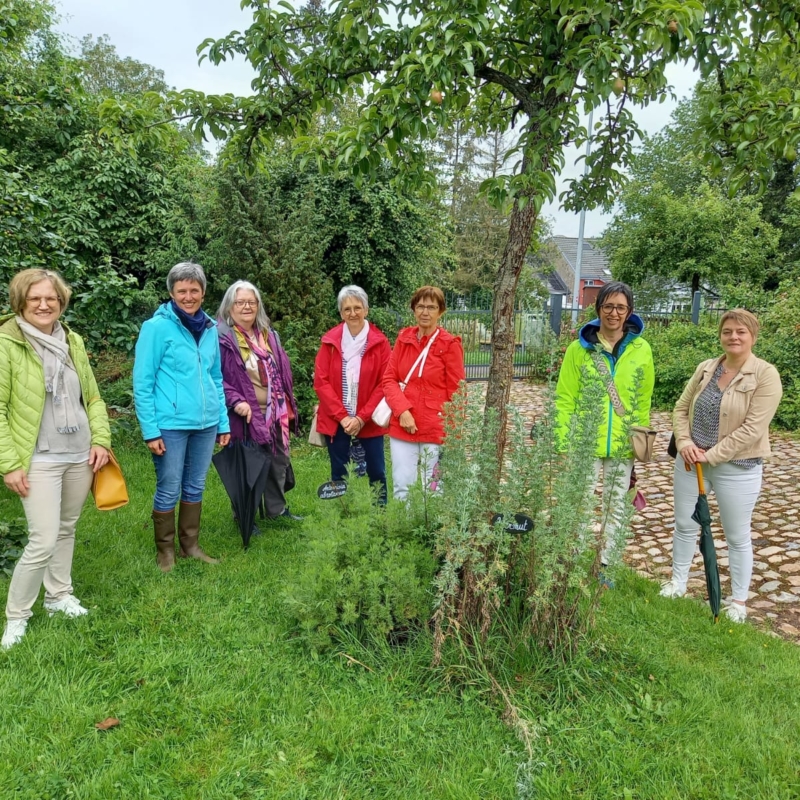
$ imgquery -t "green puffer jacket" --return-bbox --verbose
[0,314,111,475]
[555,314,654,459]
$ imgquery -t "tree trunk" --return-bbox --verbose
[691,272,700,294]
[485,189,539,466]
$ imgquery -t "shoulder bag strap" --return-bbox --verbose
[401,329,440,386]
[588,348,627,418]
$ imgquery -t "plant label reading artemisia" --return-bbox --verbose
[317,480,348,500]
[491,513,534,534]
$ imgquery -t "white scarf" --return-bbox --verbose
[342,320,369,415]
[17,317,82,434]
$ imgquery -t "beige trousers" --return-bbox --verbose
[5,460,93,621]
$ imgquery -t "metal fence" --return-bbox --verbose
[379,290,723,383]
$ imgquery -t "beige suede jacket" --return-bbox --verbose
[673,353,782,467]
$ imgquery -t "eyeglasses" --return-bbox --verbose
[26,296,61,307]
[415,304,440,312]
[599,304,629,315]
[233,300,258,309]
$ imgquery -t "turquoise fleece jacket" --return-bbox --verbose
[555,314,655,459]
[133,303,230,441]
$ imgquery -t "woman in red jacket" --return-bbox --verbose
[382,286,465,500]
[314,285,392,502]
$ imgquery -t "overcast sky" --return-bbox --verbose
[56,0,698,238]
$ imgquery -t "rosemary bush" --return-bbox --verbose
[284,473,437,652]
[432,375,636,661]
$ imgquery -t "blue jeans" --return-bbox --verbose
[152,426,218,511]
[327,428,387,504]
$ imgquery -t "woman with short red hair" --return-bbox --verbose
[382,286,465,500]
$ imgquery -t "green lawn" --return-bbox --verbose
[1,441,799,799]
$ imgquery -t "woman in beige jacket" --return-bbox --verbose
[660,309,782,623]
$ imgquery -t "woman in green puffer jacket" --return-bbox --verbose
[0,269,110,650]
[555,282,655,580]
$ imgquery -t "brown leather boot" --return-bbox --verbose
[152,509,176,573]
[177,501,219,564]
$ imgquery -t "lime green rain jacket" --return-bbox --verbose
[555,314,655,459]
[0,314,111,475]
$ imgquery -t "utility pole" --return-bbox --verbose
[571,109,593,325]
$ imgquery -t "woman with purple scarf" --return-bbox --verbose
[217,281,301,522]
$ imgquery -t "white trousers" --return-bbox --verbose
[670,460,761,602]
[592,458,634,565]
[389,438,441,501]
[5,460,93,621]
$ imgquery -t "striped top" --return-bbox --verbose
[342,343,367,416]
[691,362,761,470]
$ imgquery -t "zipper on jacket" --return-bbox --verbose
[606,353,615,457]
[198,326,209,429]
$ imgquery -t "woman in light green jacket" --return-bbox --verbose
[555,282,655,580]
[0,269,111,650]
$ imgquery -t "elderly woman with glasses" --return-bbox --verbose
[217,280,301,522]
[133,262,230,572]
[554,281,655,577]
[1,269,110,650]
[314,285,392,501]
[382,286,465,500]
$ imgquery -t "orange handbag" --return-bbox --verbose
[92,449,129,511]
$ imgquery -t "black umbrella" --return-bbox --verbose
[690,462,721,622]
[212,435,271,548]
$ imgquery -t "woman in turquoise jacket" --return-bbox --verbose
[1,269,110,650]
[555,282,655,578]
[133,262,230,572]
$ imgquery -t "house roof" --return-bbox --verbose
[551,235,611,280]
[537,269,569,295]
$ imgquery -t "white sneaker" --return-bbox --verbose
[44,595,88,618]
[2,619,28,650]
[659,581,686,599]
[724,603,747,623]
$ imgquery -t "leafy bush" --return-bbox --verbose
[644,322,719,409]
[0,518,28,578]
[284,474,437,652]
[755,284,800,430]
[63,263,155,354]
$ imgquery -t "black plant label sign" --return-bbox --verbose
[491,513,535,534]
[318,480,348,500]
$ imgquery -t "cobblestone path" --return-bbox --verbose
[502,382,800,643]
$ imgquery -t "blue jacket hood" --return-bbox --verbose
[578,313,645,351]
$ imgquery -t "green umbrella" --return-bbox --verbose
[690,462,721,623]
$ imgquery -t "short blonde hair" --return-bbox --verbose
[410,285,446,313]
[719,308,759,342]
[8,269,71,315]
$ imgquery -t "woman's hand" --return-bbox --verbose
[147,438,166,456]
[3,469,29,498]
[233,402,252,423]
[399,410,417,434]
[680,444,707,466]
[89,446,110,473]
[341,416,361,436]
[217,433,231,447]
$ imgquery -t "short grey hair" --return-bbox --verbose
[167,262,206,293]
[217,280,272,331]
[337,284,369,314]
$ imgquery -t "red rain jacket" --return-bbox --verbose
[382,326,465,444]
[313,322,392,439]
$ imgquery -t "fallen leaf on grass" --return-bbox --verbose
[95,718,120,731]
